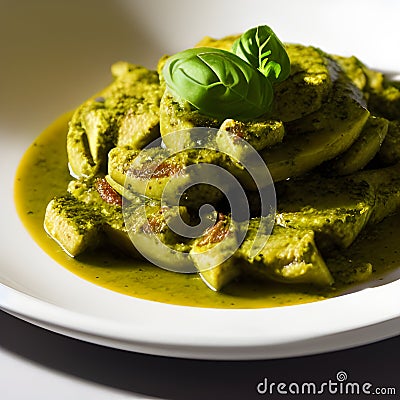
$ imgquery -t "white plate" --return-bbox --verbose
[1,0,400,360]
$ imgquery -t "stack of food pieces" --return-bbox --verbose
[44,30,400,292]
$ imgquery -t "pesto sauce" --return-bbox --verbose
[14,113,400,308]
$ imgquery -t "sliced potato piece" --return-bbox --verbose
[192,216,334,290]
[327,115,388,175]
[198,258,240,292]
[368,79,400,120]
[68,177,140,257]
[272,45,334,122]
[111,62,162,148]
[195,34,239,50]
[378,120,400,165]
[261,68,370,182]
[67,123,96,178]
[276,174,375,251]
[81,105,113,167]
[239,224,333,286]
[124,200,195,269]
[332,54,367,91]
[67,62,162,178]
[353,163,400,225]
[108,146,140,190]
[159,90,221,150]
[277,163,400,251]
[110,146,224,208]
[190,215,242,291]
[217,118,285,153]
[44,195,102,257]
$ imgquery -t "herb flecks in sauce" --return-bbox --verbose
[14,114,400,308]
[14,24,400,308]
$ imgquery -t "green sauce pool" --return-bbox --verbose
[14,113,400,308]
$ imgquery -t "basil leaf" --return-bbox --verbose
[162,47,273,120]
[232,25,290,83]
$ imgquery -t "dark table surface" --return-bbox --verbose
[1,309,398,400]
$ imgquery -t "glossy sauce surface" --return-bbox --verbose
[14,113,400,308]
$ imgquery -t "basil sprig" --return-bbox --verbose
[163,47,273,120]
[162,25,290,120]
[232,25,290,83]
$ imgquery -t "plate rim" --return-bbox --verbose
[3,113,400,360]
[1,275,400,359]
[2,29,400,359]
[3,107,400,360]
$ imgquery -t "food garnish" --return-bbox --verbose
[38,24,400,298]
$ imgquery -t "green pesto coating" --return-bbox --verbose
[238,223,333,286]
[327,115,388,175]
[261,63,369,182]
[159,89,222,150]
[67,62,162,177]
[378,120,400,165]
[272,44,334,122]
[276,163,400,252]
[276,174,375,252]
[218,118,285,152]
[44,194,102,256]
[43,31,400,296]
